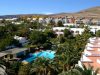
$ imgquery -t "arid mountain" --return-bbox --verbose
[0,6,100,19]
[75,6,100,19]
[78,6,100,14]
[49,6,100,19]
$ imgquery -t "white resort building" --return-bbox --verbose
[53,26,100,36]
[14,35,28,46]
[78,37,100,75]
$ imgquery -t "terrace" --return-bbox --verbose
[0,48,29,61]
[79,37,100,74]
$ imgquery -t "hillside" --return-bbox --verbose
[49,6,100,19]
[0,6,100,19]
[78,6,100,14]
[75,6,100,18]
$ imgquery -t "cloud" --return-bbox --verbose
[43,12,54,15]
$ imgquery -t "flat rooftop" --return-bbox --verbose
[0,48,28,57]
[0,53,8,58]
[2,48,28,54]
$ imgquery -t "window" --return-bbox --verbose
[71,30,74,33]
[10,55,13,59]
[61,30,64,32]
[76,31,79,33]
[5,55,7,58]
[60,34,63,36]
[55,29,58,32]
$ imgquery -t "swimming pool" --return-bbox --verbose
[22,50,55,63]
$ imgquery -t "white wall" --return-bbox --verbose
[63,23,77,26]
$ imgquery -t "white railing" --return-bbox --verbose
[97,59,100,64]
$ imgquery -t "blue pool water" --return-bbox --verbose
[23,50,55,63]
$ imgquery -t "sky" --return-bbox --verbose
[0,0,100,15]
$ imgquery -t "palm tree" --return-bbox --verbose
[58,69,81,75]
[48,60,60,75]
[54,40,80,73]
[58,64,99,75]
[54,51,73,74]
[0,60,7,75]
[18,63,31,75]
[75,64,99,75]
[30,57,53,75]
[0,65,7,75]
